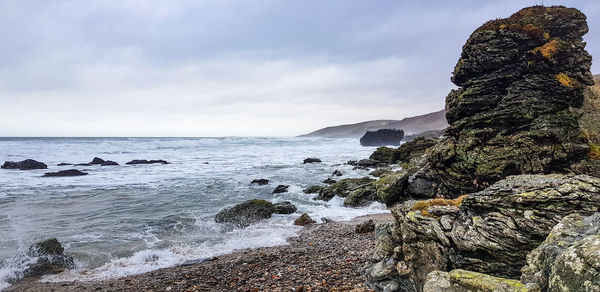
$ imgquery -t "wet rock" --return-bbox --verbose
[352,159,382,169]
[89,157,105,165]
[75,163,92,166]
[314,177,375,202]
[251,179,269,185]
[273,202,297,214]
[303,158,322,164]
[360,129,405,146]
[355,219,375,234]
[42,169,88,177]
[370,137,439,165]
[1,159,47,170]
[332,170,343,177]
[343,188,377,207]
[214,199,275,227]
[423,270,527,292]
[100,160,119,166]
[125,159,169,165]
[302,185,322,194]
[56,163,73,166]
[293,213,316,226]
[521,213,600,291]
[322,178,337,184]
[21,238,74,279]
[272,185,289,194]
[370,168,392,177]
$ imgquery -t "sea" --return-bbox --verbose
[0,137,388,290]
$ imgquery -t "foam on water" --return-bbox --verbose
[0,137,387,289]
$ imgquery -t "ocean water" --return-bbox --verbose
[0,137,387,290]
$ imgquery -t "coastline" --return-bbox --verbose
[7,213,393,292]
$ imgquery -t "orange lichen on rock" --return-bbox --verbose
[532,39,560,61]
[556,73,578,88]
[411,195,467,217]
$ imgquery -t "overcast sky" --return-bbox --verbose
[0,0,598,137]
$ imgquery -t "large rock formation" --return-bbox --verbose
[1,159,47,170]
[360,129,405,146]
[367,174,600,291]
[375,6,596,205]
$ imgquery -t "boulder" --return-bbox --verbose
[302,185,322,194]
[370,137,439,165]
[125,159,169,165]
[42,169,88,177]
[332,170,343,176]
[251,179,269,185]
[273,201,297,214]
[89,157,105,165]
[314,177,375,202]
[367,174,600,291]
[360,129,405,146]
[303,158,322,164]
[21,238,74,279]
[423,270,527,292]
[214,200,275,227]
[100,160,119,166]
[355,219,375,234]
[322,178,336,184]
[272,185,289,194]
[294,213,316,226]
[1,159,47,170]
[343,188,377,207]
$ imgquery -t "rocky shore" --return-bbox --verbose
[7,214,392,292]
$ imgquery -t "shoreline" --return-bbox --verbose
[7,213,393,292]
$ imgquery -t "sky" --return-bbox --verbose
[0,0,598,137]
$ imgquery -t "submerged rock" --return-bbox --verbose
[100,160,119,166]
[303,158,322,164]
[272,185,289,194]
[1,159,47,170]
[251,179,269,185]
[125,159,169,165]
[302,185,323,194]
[273,201,297,214]
[214,200,275,227]
[294,213,316,226]
[42,169,88,177]
[360,129,405,146]
[89,157,105,165]
[56,163,73,166]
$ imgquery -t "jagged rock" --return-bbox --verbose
[251,179,269,185]
[303,158,322,164]
[125,159,169,165]
[100,160,119,166]
[272,185,289,194]
[355,219,375,233]
[344,188,377,207]
[521,213,600,291]
[373,6,595,204]
[89,157,105,165]
[314,177,375,202]
[214,200,275,227]
[1,159,47,170]
[302,185,323,194]
[42,169,88,177]
[423,270,527,292]
[368,174,600,291]
[353,159,385,170]
[360,129,405,146]
[332,170,343,176]
[369,168,392,177]
[403,130,445,142]
[294,213,315,226]
[273,202,297,214]
[322,178,337,184]
[20,238,74,280]
[370,137,439,165]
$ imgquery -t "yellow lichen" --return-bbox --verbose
[411,195,466,217]
[556,73,578,88]
[532,39,560,61]
[589,143,600,160]
[543,32,550,40]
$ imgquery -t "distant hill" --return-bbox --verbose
[299,109,449,138]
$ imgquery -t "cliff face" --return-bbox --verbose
[415,6,594,197]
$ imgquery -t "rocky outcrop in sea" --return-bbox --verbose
[360,129,405,146]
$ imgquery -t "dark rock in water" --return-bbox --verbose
[273,201,297,214]
[315,177,376,202]
[367,174,600,291]
[302,185,323,194]
[56,163,73,166]
[355,219,375,233]
[272,185,289,194]
[89,157,105,165]
[303,158,322,164]
[251,179,269,185]
[75,163,92,166]
[1,159,47,170]
[20,238,74,280]
[370,137,439,165]
[360,129,404,146]
[352,159,382,170]
[214,199,275,227]
[294,213,316,226]
[126,159,169,165]
[100,160,119,166]
[322,178,337,184]
[332,170,343,177]
[347,160,358,166]
[42,169,88,177]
